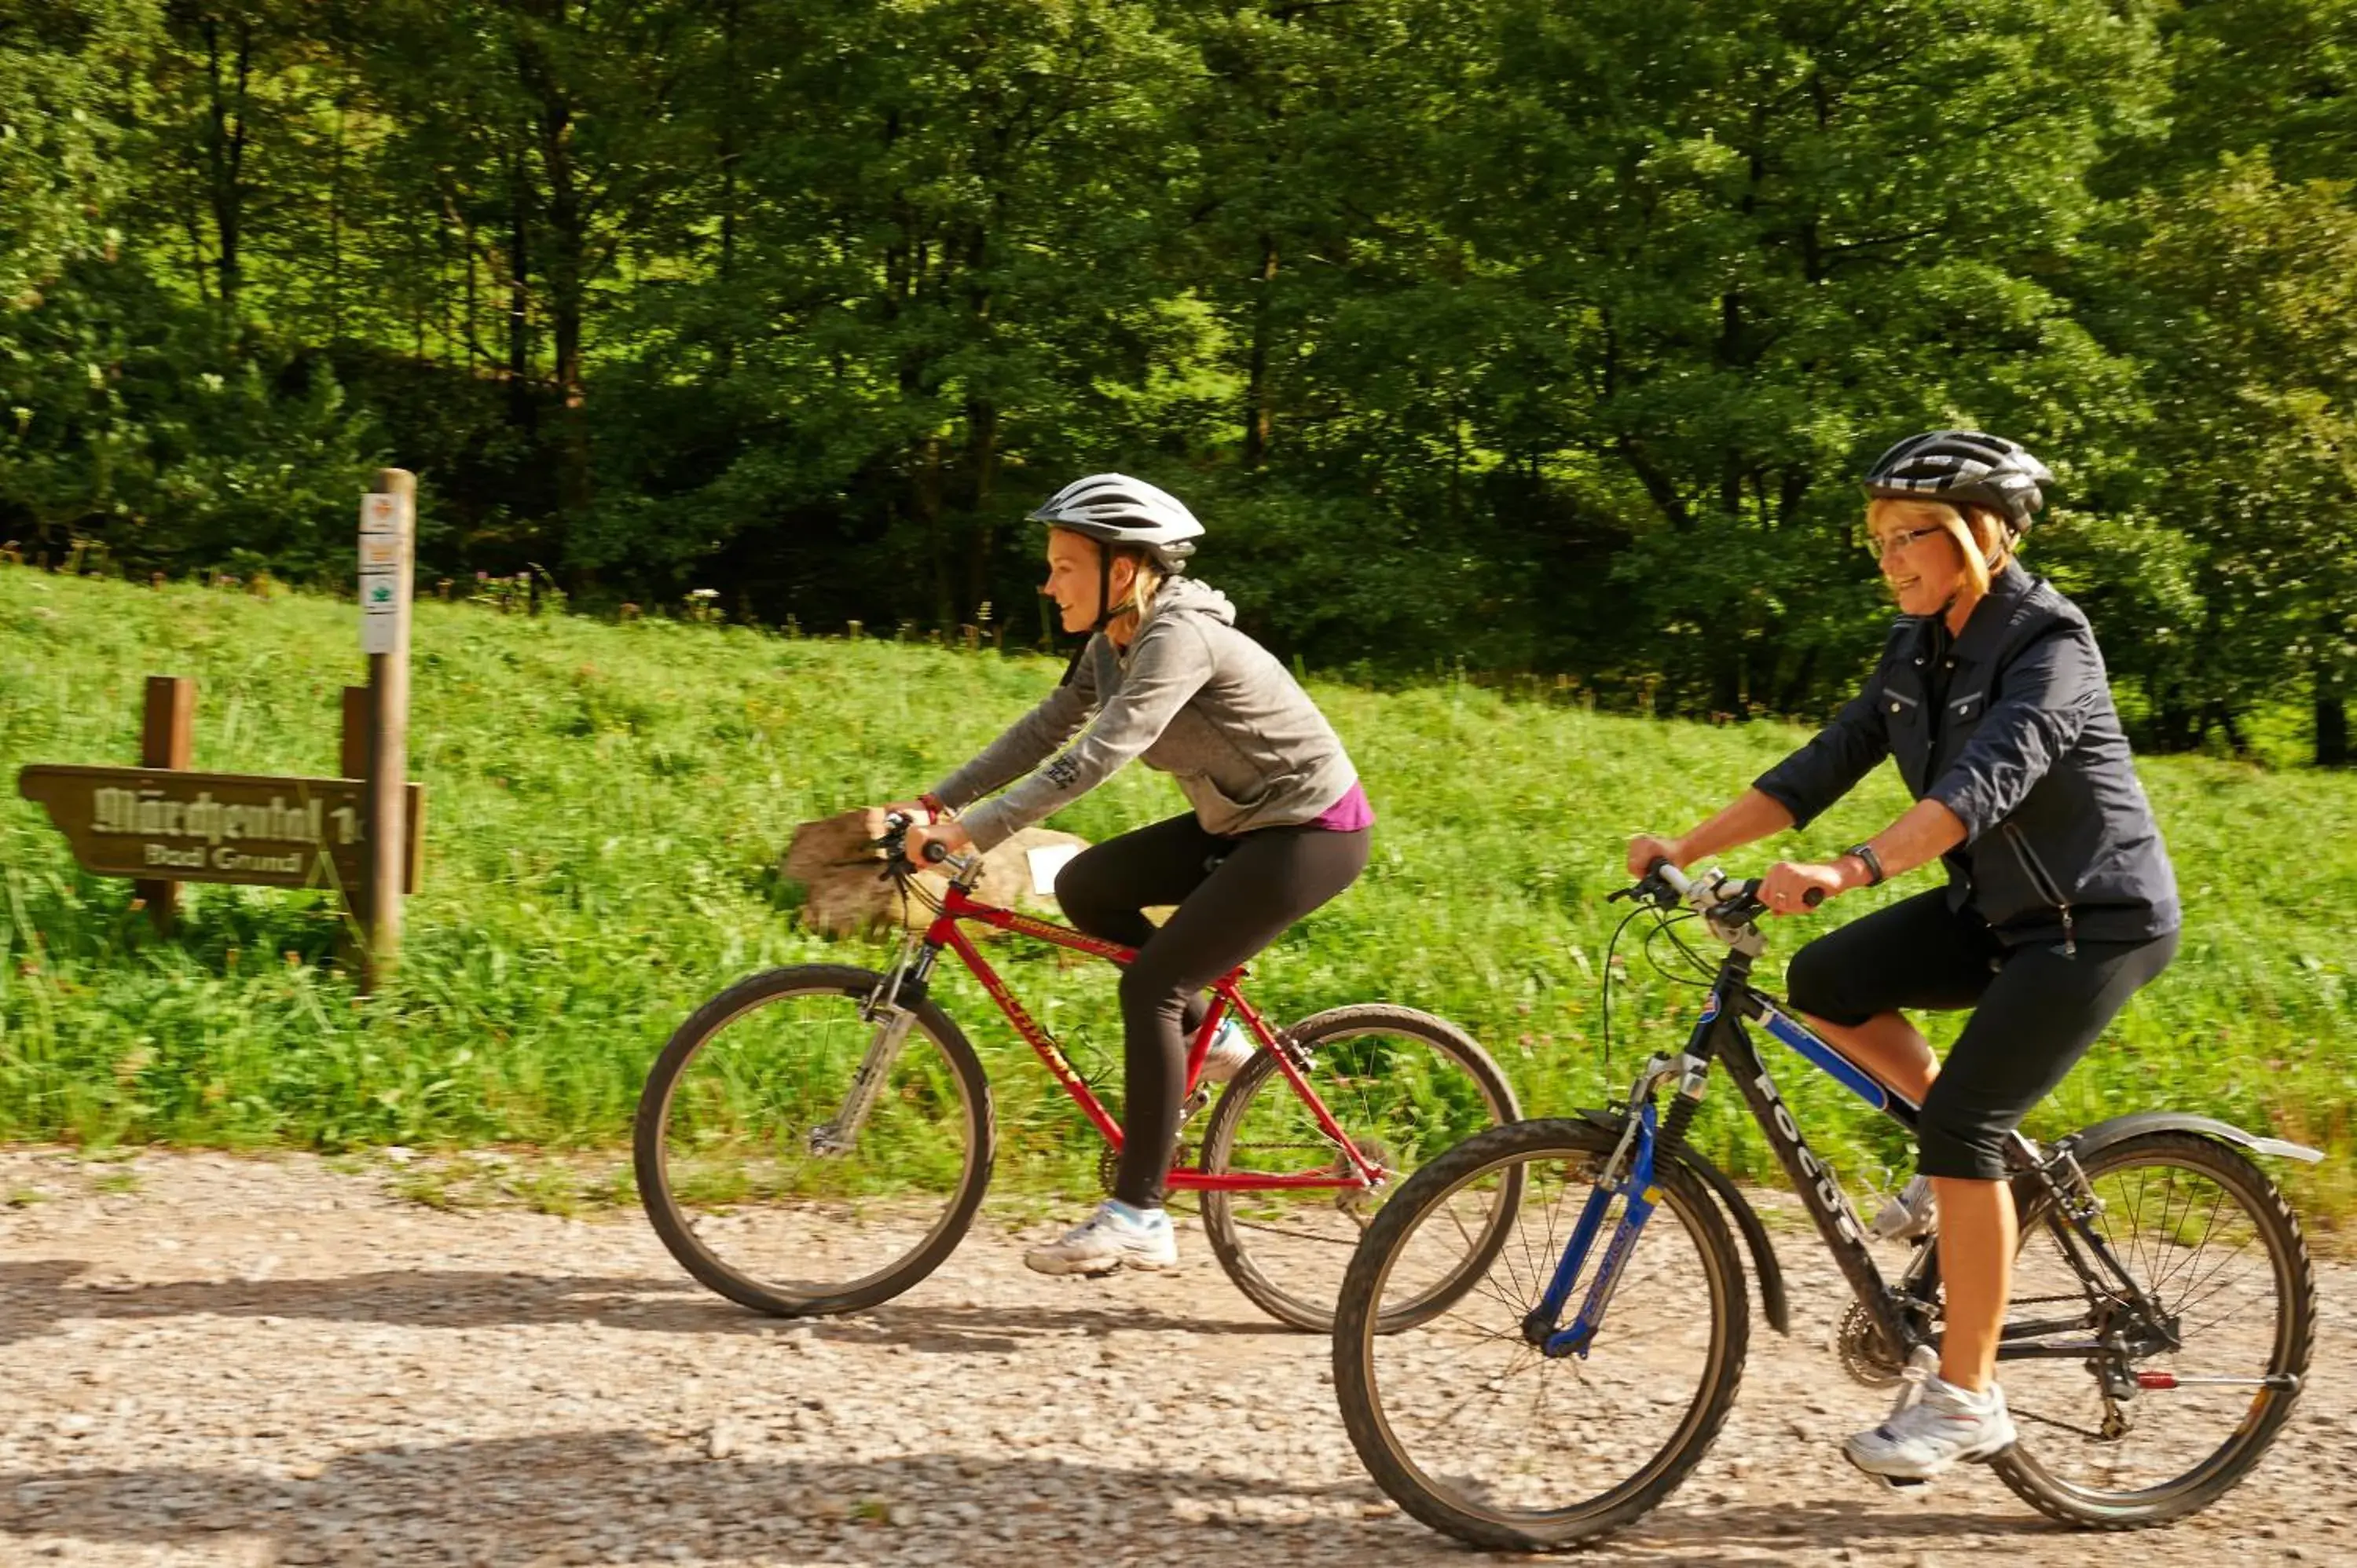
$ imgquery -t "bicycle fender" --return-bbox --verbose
[1578,1108,1791,1337]
[2056,1111,2324,1167]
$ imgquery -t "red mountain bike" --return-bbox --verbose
[635,813,1522,1331]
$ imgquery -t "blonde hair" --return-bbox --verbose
[1107,545,1166,624]
[1867,497,2011,599]
[1050,526,1166,627]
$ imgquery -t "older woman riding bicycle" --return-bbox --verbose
[1627,430,2180,1482]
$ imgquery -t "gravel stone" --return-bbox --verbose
[1,1148,2345,1566]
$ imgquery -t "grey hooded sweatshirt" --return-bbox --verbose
[930,578,1361,852]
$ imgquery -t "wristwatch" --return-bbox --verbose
[1844,843,1886,887]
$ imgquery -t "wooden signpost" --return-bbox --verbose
[13,470,423,992]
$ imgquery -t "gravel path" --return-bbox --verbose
[2,1149,2348,1566]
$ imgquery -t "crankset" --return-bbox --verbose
[1835,1301,1907,1388]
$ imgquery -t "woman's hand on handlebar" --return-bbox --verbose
[864,800,932,840]
[1626,833,1686,880]
[1758,859,1847,916]
[904,817,973,867]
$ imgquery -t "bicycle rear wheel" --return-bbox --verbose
[1197,1004,1519,1332]
[1332,1119,1747,1552]
[634,964,994,1317]
[1992,1130,2315,1527]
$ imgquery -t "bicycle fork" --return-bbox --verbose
[1523,1052,1707,1357]
[810,939,932,1156]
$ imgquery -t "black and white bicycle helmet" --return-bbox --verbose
[1861,430,2053,536]
[1029,473,1204,572]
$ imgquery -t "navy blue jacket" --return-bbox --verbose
[1754,562,2179,948]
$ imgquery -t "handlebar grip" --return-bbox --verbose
[1802,887,1826,908]
[922,841,950,864]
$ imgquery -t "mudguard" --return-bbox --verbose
[1579,1108,1791,1337]
[2051,1110,2324,1168]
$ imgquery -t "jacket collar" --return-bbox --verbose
[1948,560,2038,669]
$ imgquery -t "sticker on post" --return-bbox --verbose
[361,570,402,655]
[360,492,409,536]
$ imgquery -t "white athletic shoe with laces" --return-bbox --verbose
[1023,1200,1179,1276]
[1200,1017,1257,1084]
[1844,1367,2018,1481]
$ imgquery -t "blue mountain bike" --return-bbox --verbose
[1332,862,2320,1552]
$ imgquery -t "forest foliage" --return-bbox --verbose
[2,0,2353,757]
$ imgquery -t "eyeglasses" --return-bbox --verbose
[1862,523,1945,560]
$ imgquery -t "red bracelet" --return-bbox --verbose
[918,793,948,824]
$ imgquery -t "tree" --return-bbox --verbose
[0,1,157,307]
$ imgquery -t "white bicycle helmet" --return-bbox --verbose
[1029,473,1204,571]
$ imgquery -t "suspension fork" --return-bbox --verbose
[810,935,938,1156]
[1525,1009,1721,1357]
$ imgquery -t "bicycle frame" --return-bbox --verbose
[877,878,1387,1195]
[1532,910,2168,1369]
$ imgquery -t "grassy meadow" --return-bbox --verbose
[3,567,2352,1225]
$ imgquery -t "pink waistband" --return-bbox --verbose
[1310,779,1375,832]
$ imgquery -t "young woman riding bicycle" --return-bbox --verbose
[878,473,1375,1277]
[1626,430,2180,1482]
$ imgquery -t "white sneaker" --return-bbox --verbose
[1023,1200,1178,1276]
[1200,1017,1257,1084]
[1871,1174,1936,1241]
[1844,1372,2018,1480]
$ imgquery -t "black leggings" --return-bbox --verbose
[1054,812,1371,1209]
[1784,889,2179,1181]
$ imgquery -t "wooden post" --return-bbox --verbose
[360,469,416,991]
[334,685,370,978]
[132,676,195,934]
[339,686,370,780]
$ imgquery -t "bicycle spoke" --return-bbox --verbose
[1341,1130,1739,1543]
[1995,1136,2310,1524]
[640,969,987,1317]
[1202,1013,1516,1331]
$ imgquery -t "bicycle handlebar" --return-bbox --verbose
[1646,857,1822,910]
[875,809,976,877]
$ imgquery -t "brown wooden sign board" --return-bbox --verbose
[17,765,423,895]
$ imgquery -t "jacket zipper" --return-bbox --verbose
[2002,822,2076,956]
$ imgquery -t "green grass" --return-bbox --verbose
[3,566,2353,1228]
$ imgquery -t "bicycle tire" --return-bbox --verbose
[1197,1003,1519,1332]
[634,964,995,1317]
[1333,1117,1749,1552]
[1991,1130,2315,1528]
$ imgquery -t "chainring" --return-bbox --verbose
[1099,1138,1195,1196]
[1836,1301,1908,1388]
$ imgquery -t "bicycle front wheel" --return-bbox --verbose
[1332,1119,1747,1552]
[1197,1004,1519,1332]
[1992,1130,2315,1527]
[633,964,994,1317]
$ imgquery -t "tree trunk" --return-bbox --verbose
[718,0,740,288]
[1244,233,1277,470]
[964,398,1000,619]
[200,13,255,314]
[520,27,591,525]
[506,149,537,434]
[2320,664,2351,768]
